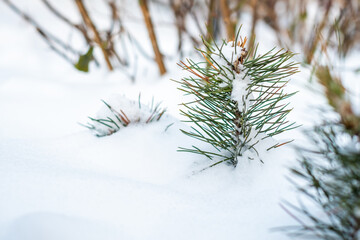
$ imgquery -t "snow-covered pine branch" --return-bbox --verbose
[176,29,299,168]
[83,95,166,137]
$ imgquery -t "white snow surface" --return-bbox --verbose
[0,1,345,240]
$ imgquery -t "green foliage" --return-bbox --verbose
[316,66,360,136]
[316,66,345,106]
[75,46,94,72]
[281,62,360,239]
[282,122,360,239]
[176,31,299,168]
[82,95,166,137]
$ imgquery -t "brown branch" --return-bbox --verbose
[139,0,167,75]
[205,0,217,43]
[170,0,185,53]
[305,0,332,63]
[108,0,119,33]
[106,0,127,66]
[249,0,258,57]
[220,0,236,40]
[74,0,113,71]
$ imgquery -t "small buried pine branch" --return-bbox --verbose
[177,27,299,168]
[82,95,166,137]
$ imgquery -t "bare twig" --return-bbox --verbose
[106,0,127,66]
[2,0,77,64]
[42,0,92,44]
[139,0,167,75]
[74,0,113,71]
[305,0,332,63]
[249,0,258,57]
[206,0,217,42]
[220,0,236,40]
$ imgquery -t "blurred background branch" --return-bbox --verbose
[2,0,359,77]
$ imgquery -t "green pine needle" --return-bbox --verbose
[178,29,299,168]
[83,96,166,137]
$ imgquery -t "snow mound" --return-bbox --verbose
[85,94,166,137]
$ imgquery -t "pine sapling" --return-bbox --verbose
[280,65,360,240]
[176,29,299,168]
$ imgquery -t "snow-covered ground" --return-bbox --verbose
[0,1,334,240]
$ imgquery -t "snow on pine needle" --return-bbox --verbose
[83,94,166,137]
[176,31,299,168]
